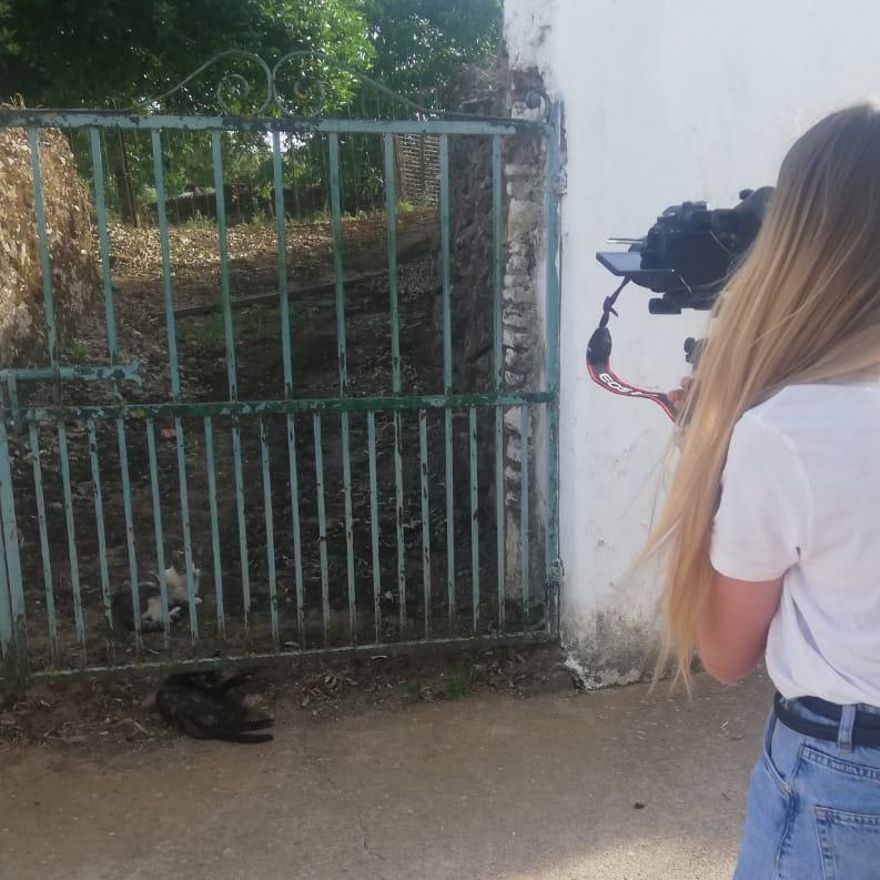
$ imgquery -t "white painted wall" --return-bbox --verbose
[505,0,880,682]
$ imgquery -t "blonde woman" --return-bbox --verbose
[651,103,880,878]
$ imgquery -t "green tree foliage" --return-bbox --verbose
[364,0,502,108]
[0,0,371,110]
[0,0,502,222]
[0,0,374,221]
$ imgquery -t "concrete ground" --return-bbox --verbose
[0,673,773,880]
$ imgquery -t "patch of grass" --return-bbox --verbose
[444,671,470,701]
[176,312,225,350]
[176,301,308,351]
[181,212,216,231]
[234,304,276,342]
[65,341,90,364]
[241,212,275,233]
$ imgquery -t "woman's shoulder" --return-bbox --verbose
[744,381,880,443]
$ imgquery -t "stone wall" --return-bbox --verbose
[445,61,548,616]
[501,71,547,604]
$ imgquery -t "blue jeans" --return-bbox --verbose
[734,699,880,879]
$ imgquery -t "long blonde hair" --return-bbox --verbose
[647,102,880,684]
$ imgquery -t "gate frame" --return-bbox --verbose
[0,55,562,686]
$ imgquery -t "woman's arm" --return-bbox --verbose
[696,571,784,684]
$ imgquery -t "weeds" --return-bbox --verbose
[65,341,90,364]
[177,301,308,350]
[445,671,470,701]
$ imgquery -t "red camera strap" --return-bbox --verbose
[586,357,678,421]
[585,279,679,422]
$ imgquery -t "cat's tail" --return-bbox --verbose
[207,729,274,744]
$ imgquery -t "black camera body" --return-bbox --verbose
[597,186,774,316]
[587,187,775,417]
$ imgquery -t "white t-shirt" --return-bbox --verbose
[710,381,880,707]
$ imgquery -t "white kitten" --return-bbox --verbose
[112,564,201,632]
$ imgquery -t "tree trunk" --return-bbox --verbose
[108,130,140,227]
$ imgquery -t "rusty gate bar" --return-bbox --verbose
[86,419,113,634]
[27,423,57,660]
[145,419,172,645]
[0,500,13,655]
[543,102,564,634]
[202,417,226,638]
[3,112,534,136]
[439,135,455,634]
[0,415,24,663]
[367,411,382,644]
[492,134,506,633]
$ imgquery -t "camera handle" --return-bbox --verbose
[585,279,680,421]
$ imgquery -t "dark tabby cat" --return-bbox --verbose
[156,671,274,744]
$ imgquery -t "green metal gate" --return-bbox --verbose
[0,53,561,683]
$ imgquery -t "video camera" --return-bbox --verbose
[587,187,773,418]
[597,186,774,317]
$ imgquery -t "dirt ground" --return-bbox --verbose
[0,668,774,880]
[0,643,571,751]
